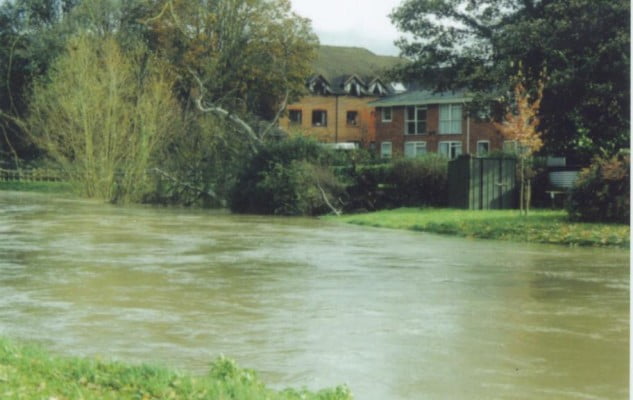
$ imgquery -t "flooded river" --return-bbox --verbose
[0,191,628,399]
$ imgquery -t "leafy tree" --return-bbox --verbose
[494,71,544,215]
[0,0,79,164]
[143,0,318,123]
[25,34,181,203]
[230,136,344,216]
[0,0,149,164]
[391,0,630,160]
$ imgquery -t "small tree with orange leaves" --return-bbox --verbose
[494,71,545,215]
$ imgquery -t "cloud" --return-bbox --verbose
[291,0,402,56]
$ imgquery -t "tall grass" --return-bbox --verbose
[0,338,352,400]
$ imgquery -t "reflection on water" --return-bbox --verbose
[0,191,629,400]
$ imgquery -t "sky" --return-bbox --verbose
[290,0,404,56]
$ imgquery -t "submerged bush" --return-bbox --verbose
[341,155,448,211]
[230,136,345,215]
[567,152,630,223]
[388,155,448,206]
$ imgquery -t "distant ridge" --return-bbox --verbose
[312,45,404,81]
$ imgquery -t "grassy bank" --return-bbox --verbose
[328,208,629,248]
[0,339,351,400]
[0,180,73,194]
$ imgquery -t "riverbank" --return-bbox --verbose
[327,208,629,248]
[0,338,351,400]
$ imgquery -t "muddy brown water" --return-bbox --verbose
[0,191,628,399]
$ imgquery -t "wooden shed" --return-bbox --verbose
[448,155,517,209]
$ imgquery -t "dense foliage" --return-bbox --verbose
[341,155,448,211]
[26,34,180,203]
[391,0,630,161]
[0,0,319,205]
[567,152,630,224]
[230,136,345,215]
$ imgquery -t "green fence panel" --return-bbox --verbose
[448,155,517,209]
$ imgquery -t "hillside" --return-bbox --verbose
[312,45,404,80]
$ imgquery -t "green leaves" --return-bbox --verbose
[391,0,629,160]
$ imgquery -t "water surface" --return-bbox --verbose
[0,191,628,399]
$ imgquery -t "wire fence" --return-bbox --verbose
[0,168,64,182]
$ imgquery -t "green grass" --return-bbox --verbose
[0,338,351,400]
[313,45,404,80]
[327,208,629,248]
[0,180,74,194]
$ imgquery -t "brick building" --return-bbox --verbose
[370,90,506,159]
[278,74,395,149]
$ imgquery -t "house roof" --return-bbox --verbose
[369,90,471,107]
[308,73,396,97]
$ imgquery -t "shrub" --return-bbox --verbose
[341,155,448,211]
[229,136,345,215]
[567,152,630,223]
[387,155,448,206]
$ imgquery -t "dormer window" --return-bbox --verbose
[369,80,388,96]
[350,83,360,96]
[308,75,332,95]
[343,75,366,96]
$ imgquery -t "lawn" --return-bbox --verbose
[328,208,629,248]
[0,338,351,400]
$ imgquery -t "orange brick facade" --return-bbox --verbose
[279,95,378,147]
[375,105,505,157]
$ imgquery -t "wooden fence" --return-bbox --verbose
[0,168,63,182]
[448,155,517,210]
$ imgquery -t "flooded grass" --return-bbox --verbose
[0,338,351,400]
[0,181,74,194]
[331,208,629,247]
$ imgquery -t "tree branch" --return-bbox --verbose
[260,89,289,140]
[188,67,261,152]
[315,180,342,216]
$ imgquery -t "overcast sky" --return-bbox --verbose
[290,0,403,56]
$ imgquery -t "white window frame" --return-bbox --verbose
[381,107,392,122]
[405,106,427,135]
[438,141,462,159]
[404,141,427,158]
[380,142,392,159]
[439,104,463,134]
[476,140,490,156]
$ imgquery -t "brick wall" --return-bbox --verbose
[279,95,378,146]
[375,105,504,156]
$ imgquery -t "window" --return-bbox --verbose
[312,110,327,127]
[346,111,359,126]
[288,110,302,125]
[381,107,392,122]
[439,104,462,134]
[503,140,518,153]
[439,141,462,159]
[477,140,490,156]
[381,142,392,159]
[404,141,427,158]
[405,106,427,135]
